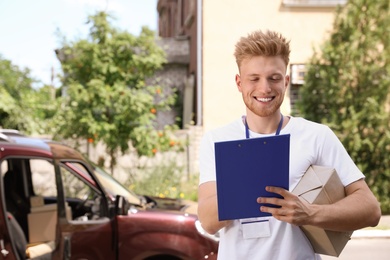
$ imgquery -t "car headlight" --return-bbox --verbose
[195,220,220,242]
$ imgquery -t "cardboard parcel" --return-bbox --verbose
[292,165,353,257]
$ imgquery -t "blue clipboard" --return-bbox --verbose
[215,134,290,220]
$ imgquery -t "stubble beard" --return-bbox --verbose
[245,96,283,118]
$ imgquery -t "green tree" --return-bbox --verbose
[0,56,40,133]
[52,11,181,173]
[297,0,390,213]
[31,84,57,124]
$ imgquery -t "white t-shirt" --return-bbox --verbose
[199,116,364,260]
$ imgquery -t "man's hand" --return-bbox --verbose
[257,179,381,232]
[198,181,232,234]
[257,186,315,226]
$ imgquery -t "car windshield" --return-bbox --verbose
[92,164,141,205]
[65,161,141,206]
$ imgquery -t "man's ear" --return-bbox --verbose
[284,74,290,89]
[235,74,242,92]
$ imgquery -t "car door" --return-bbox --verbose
[0,162,19,260]
[29,159,116,260]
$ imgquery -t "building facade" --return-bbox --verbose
[156,0,347,173]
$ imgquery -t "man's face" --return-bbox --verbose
[235,55,289,117]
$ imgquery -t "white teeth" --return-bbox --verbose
[257,97,272,102]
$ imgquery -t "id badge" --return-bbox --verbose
[240,217,271,239]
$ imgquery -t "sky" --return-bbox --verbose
[0,0,158,88]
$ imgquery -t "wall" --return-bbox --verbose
[201,0,340,132]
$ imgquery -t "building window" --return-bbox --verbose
[283,0,347,7]
[289,64,307,115]
[290,64,306,85]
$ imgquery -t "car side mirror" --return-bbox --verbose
[115,195,130,215]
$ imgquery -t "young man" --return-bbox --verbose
[197,30,381,259]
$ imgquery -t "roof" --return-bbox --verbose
[0,135,86,161]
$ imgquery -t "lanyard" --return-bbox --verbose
[245,114,283,138]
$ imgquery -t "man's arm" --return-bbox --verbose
[258,179,381,231]
[198,181,232,234]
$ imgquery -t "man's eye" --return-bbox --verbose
[250,78,259,82]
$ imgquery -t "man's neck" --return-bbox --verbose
[245,112,285,134]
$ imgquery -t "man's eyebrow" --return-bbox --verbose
[246,72,283,77]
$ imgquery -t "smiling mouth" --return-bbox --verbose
[255,97,273,102]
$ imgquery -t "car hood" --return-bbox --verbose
[143,195,198,215]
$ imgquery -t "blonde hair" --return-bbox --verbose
[234,30,291,68]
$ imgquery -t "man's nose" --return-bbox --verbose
[257,79,272,93]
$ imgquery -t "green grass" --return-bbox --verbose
[125,157,199,202]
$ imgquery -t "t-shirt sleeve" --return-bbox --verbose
[316,126,365,186]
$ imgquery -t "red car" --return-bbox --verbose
[0,133,218,259]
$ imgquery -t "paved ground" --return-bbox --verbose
[353,214,390,238]
[321,215,390,260]
[321,238,390,260]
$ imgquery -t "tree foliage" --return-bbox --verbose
[0,55,61,135]
[52,12,182,173]
[296,0,390,213]
[0,56,48,133]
